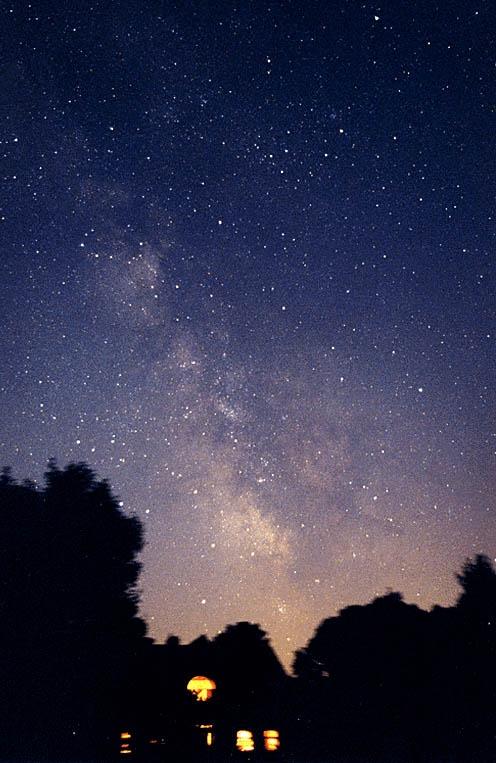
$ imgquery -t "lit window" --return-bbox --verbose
[119,731,132,755]
[197,723,214,746]
[236,729,255,752]
[187,675,217,701]
[264,729,280,752]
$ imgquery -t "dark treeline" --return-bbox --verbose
[0,462,146,760]
[291,569,496,762]
[0,463,494,762]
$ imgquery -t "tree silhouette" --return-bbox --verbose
[293,592,430,761]
[213,621,286,689]
[0,462,146,759]
[456,553,496,617]
[292,562,496,763]
[210,622,287,757]
[131,622,287,760]
[450,554,496,761]
[1,463,494,763]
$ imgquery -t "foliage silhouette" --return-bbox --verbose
[292,592,429,761]
[293,559,496,763]
[211,622,288,739]
[0,462,146,760]
[0,460,495,763]
[130,621,287,760]
[450,554,496,761]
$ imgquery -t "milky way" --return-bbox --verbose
[1,0,495,666]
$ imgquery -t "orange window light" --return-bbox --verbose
[264,729,280,751]
[236,729,255,752]
[186,675,217,701]
[119,731,132,755]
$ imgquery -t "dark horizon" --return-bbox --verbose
[1,463,495,762]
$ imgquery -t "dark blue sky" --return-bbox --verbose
[1,0,495,665]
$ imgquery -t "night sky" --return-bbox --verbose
[1,0,495,668]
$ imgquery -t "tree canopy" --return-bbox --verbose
[0,462,146,759]
[1,461,494,762]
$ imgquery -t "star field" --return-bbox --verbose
[1,0,495,667]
